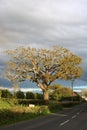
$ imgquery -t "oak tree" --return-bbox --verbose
[5,46,82,102]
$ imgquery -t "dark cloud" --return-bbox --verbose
[0,0,87,80]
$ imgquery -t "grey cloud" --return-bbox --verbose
[0,0,87,80]
[0,59,7,78]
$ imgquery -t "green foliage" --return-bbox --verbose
[61,101,80,107]
[35,93,43,99]
[61,96,81,102]
[0,97,81,126]
[26,91,35,99]
[48,101,62,112]
[0,99,11,109]
[5,46,82,101]
[0,108,42,126]
[26,92,43,99]
[1,89,12,98]
[50,84,72,101]
[50,93,62,100]
[17,99,46,105]
[0,98,50,126]
[15,91,25,99]
[38,105,50,114]
[62,87,72,97]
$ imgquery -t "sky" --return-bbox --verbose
[0,0,87,81]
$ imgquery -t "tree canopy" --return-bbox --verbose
[5,46,82,101]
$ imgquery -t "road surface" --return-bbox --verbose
[0,103,87,130]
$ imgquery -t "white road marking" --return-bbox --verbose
[59,108,82,127]
[77,112,80,115]
[72,115,76,119]
[60,120,70,126]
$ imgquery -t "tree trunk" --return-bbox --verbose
[37,82,49,104]
[43,90,49,104]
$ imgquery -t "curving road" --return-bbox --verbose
[0,103,87,130]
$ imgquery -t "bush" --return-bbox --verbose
[48,101,62,112]
[38,105,50,114]
[17,99,46,106]
[61,101,80,107]
[61,96,81,102]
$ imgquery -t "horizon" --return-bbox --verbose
[0,78,87,93]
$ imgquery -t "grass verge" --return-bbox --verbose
[0,99,81,126]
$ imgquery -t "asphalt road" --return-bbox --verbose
[0,103,87,130]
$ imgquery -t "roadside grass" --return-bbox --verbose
[0,98,81,126]
[0,98,50,126]
[0,108,43,126]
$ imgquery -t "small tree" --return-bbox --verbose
[36,93,43,99]
[60,54,83,100]
[50,84,72,100]
[5,46,82,102]
[1,89,12,98]
[15,91,25,99]
[26,91,35,99]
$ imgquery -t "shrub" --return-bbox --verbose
[38,105,50,114]
[48,101,62,112]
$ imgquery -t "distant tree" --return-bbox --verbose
[5,46,82,102]
[60,54,83,100]
[26,91,35,99]
[1,89,12,98]
[15,91,25,99]
[35,93,43,99]
[50,84,72,100]
[62,87,72,97]
[82,89,87,97]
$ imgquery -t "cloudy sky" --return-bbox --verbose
[0,0,87,81]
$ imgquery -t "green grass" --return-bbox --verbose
[0,109,43,126]
[0,99,50,126]
[0,99,11,109]
[0,98,80,126]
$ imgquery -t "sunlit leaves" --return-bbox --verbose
[5,46,82,91]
